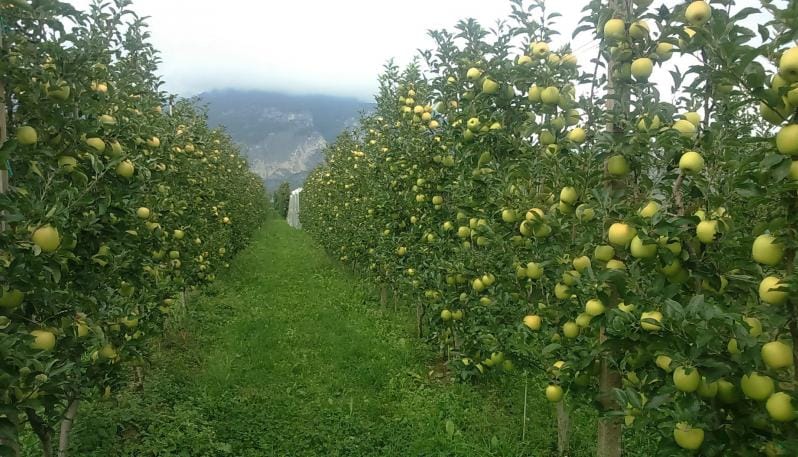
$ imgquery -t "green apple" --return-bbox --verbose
[563,321,579,338]
[603,18,626,41]
[744,317,763,337]
[752,234,784,266]
[32,225,61,252]
[655,42,673,60]
[545,384,563,402]
[685,0,711,26]
[717,378,738,404]
[527,84,541,102]
[697,377,718,398]
[608,222,636,246]
[594,244,615,262]
[629,20,649,40]
[607,154,630,176]
[0,288,24,309]
[673,422,704,450]
[573,256,591,272]
[638,201,659,218]
[630,236,657,258]
[575,313,593,327]
[640,311,662,332]
[567,128,586,144]
[762,341,793,369]
[576,204,595,221]
[16,126,38,145]
[540,86,560,105]
[116,160,135,178]
[673,119,697,138]
[554,283,570,299]
[673,366,700,392]
[741,372,774,401]
[539,130,556,145]
[467,117,481,131]
[482,78,499,94]
[606,259,625,270]
[776,124,798,155]
[679,150,704,172]
[655,355,673,372]
[559,186,578,205]
[531,41,549,56]
[759,276,788,305]
[696,220,717,243]
[779,46,798,83]
[684,111,701,126]
[30,330,56,351]
[440,309,452,321]
[637,115,662,132]
[85,137,106,152]
[766,392,795,422]
[57,155,77,172]
[585,298,605,316]
[523,315,541,330]
[630,57,653,81]
[526,262,543,279]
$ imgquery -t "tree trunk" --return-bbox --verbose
[133,366,145,391]
[25,409,53,457]
[379,284,388,308]
[416,302,424,338]
[57,399,80,457]
[597,326,622,457]
[596,0,628,455]
[0,24,9,231]
[597,419,622,457]
[556,400,570,456]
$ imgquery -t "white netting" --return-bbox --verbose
[286,187,302,229]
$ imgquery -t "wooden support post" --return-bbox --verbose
[596,1,627,456]
[416,302,424,338]
[556,400,570,456]
[0,24,8,233]
[379,284,387,309]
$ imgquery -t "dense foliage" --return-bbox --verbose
[273,182,291,218]
[0,0,267,455]
[302,0,798,455]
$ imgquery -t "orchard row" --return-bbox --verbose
[302,1,798,455]
[0,1,267,455]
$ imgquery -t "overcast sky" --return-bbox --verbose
[66,0,769,102]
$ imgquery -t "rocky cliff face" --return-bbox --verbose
[198,90,372,190]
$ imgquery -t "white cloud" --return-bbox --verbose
[65,0,770,102]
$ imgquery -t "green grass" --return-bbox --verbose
[60,217,612,457]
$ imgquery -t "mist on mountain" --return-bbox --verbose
[198,89,374,190]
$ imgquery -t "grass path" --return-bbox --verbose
[65,217,599,457]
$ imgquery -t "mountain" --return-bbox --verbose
[197,90,373,190]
